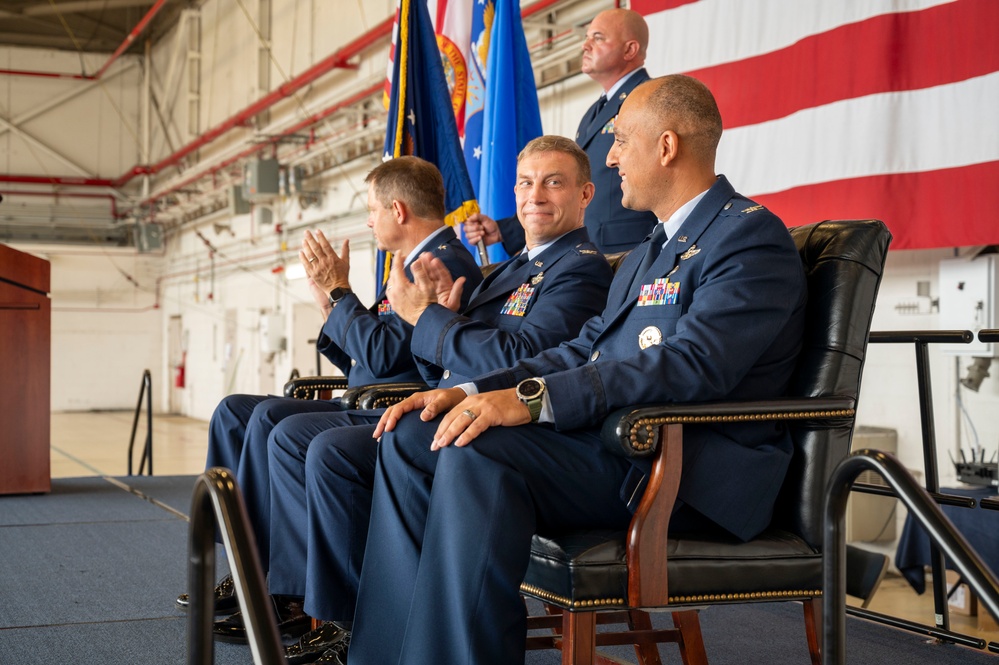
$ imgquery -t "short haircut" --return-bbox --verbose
[365,156,446,219]
[645,74,723,159]
[517,135,592,185]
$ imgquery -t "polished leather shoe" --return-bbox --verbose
[175,573,238,615]
[312,632,350,665]
[212,594,311,644]
[285,622,349,665]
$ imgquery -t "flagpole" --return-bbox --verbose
[476,240,489,266]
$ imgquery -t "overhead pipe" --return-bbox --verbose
[0,0,171,81]
[0,0,570,201]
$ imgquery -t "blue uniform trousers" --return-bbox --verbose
[348,413,633,665]
[267,411,381,620]
[206,394,345,562]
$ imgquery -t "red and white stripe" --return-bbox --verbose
[636,0,999,249]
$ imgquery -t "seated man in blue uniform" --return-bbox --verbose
[343,74,810,665]
[176,156,482,610]
[209,137,615,656]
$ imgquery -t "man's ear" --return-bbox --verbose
[391,199,407,224]
[659,129,680,167]
[579,181,596,208]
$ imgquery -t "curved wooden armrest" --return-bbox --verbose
[601,396,857,458]
[342,382,429,410]
[283,375,348,400]
[617,395,855,606]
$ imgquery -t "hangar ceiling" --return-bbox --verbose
[0,1,182,55]
[0,0,588,248]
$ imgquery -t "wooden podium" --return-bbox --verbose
[0,243,51,494]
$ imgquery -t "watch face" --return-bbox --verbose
[519,379,543,399]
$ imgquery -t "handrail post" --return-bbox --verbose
[914,340,949,631]
[127,369,154,476]
[188,468,284,665]
[825,450,999,665]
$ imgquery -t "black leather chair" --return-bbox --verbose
[520,219,892,665]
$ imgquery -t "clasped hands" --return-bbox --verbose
[373,386,532,450]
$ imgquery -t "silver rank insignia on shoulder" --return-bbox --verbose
[741,205,764,214]
[531,271,545,285]
[680,245,700,260]
[638,326,662,350]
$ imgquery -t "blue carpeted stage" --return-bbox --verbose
[0,475,992,664]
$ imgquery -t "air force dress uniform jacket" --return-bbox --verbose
[574,67,658,253]
[475,175,809,540]
[314,226,482,387]
[412,226,613,388]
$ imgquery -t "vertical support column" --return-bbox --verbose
[256,0,272,129]
[186,9,202,141]
[142,40,152,200]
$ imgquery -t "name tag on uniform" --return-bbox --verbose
[378,300,394,316]
[500,283,536,316]
[637,278,680,306]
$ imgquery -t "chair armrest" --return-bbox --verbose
[601,397,857,458]
[341,382,430,410]
[283,375,349,400]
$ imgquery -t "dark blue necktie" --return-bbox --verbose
[588,95,607,128]
[631,224,667,291]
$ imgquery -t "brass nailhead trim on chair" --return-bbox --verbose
[520,583,821,608]
[520,583,625,609]
[292,382,344,400]
[628,409,855,451]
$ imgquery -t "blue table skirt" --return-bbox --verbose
[894,485,999,593]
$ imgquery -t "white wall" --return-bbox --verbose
[42,250,163,411]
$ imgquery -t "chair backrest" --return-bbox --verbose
[773,219,891,549]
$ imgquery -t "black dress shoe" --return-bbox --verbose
[176,574,238,615]
[285,622,350,665]
[313,632,350,665]
[212,594,311,644]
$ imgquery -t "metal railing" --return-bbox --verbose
[824,449,999,665]
[127,369,154,475]
[862,329,974,634]
[187,468,284,665]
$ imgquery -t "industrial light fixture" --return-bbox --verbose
[960,356,993,392]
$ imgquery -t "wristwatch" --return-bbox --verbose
[515,377,546,423]
[327,287,352,307]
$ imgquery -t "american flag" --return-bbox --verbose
[635,0,999,249]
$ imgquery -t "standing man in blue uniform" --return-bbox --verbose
[220,138,615,661]
[347,75,809,665]
[178,157,482,617]
[465,8,657,255]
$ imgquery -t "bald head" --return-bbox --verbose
[581,9,649,90]
[640,74,723,165]
[606,75,722,219]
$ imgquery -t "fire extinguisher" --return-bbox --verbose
[175,350,187,388]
